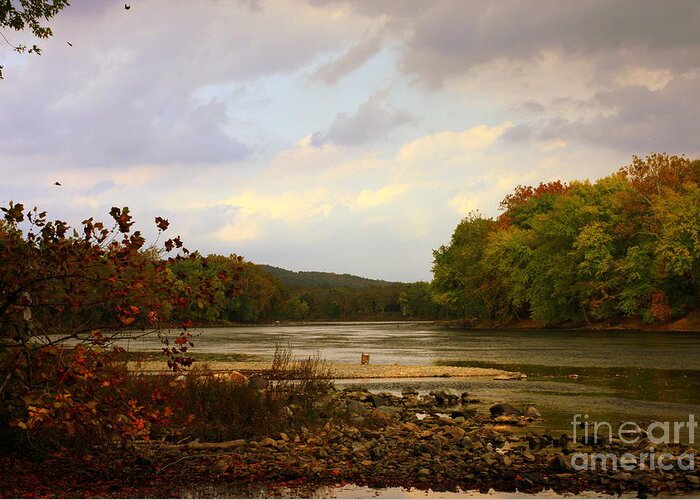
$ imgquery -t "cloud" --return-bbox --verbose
[0,0,363,167]
[220,189,337,224]
[311,35,384,84]
[396,124,509,168]
[391,1,700,86]
[311,93,415,146]
[216,218,259,243]
[355,184,409,209]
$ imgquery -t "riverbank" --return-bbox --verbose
[127,360,515,379]
[437,309,700,332]
[4,385,698,498]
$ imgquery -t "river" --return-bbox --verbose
[124,322,700,444]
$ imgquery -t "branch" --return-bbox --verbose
[0,30,21,51]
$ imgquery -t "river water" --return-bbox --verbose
[126,322,700,443]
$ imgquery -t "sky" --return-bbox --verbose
[1,0,699,282]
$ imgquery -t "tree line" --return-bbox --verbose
[431,153,700,326]
[169,257,448,323]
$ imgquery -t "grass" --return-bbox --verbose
[123,343,335,443]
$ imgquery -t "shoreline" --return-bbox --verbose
[6,385,697,498]
[185,313,700,333]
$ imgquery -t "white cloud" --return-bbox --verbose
[396,124,510,169]
[355,184,409,209]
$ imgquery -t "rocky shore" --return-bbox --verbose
[135,386,700,498]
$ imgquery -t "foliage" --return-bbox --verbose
[431,154,700,326]
[0,0,70,79]
[260,264,394,289]
[0,203,239,454]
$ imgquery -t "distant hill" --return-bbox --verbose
[258,265,398,289]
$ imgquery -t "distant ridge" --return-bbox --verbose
[258,264,398,289]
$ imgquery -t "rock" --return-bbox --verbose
[369,394,387,407]
[548,453,571,471]
[523,405,541,419]
[370,446,386,460]
[687,475,700,485]
[418,468,431,475]
[451,408,477,419]
[447,426,466,440]
[432,389,460,406]
[346,400,366,415]
[494,415,521,425]
[489,403,522,417]
[351,441,367,453]
[260,437,276,447]
[349,416,365,427]
[375,405,400,416]
[279,432,290,442]
[402,386,419,396]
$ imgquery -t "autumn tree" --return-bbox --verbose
[431,153,700,327]
[0,203,238,451]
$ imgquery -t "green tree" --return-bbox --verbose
[1,0,70,79]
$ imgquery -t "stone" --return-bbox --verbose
[369,393,387,407]
[418,468,431,475]
[260,437,276,447]
[548,453,572,472]
[447,426,466,440]
[489,403,522,417]
[375,405,400,416]
[432,389,460,406]
[402,386,419,396]
[494,415,521,425]
[346,400,366,415]
[279,432,290,441]
[523,405,541,419]
[352,441,367,453]
[451,408,477,419]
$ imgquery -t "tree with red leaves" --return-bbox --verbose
[0,203,239,452]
